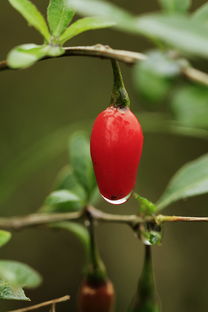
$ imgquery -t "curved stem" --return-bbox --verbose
[0,45,207,86]
[111,59,130,108]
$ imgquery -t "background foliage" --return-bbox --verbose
[0,0,208,311]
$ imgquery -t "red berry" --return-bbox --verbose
[90,106,143,204]
[78,279,114,312]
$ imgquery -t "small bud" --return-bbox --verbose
[78,279,115,312]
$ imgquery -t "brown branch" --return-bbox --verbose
[0,44,207,86]
[0,206,208,232]
[0,211,82,230]
[7,295,70,312]
[157,215,208,223]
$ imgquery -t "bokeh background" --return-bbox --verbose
[0,0,208,311]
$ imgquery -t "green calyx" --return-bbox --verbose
[111,60,130,109]
[129,246,160,312]
[85,261,108,287]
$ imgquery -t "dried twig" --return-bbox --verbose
[7,295,70,312]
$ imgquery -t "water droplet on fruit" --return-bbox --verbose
[101,192,131,205]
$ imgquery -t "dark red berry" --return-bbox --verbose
[78,279,114,312]
[90,106,143,204]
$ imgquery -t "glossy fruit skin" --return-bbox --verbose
[78,279,114,312]
[90,106,143,202]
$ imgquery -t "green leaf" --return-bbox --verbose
[69,132,96,200]
[192,3,208,25]
[68,0,208,59]
[133,51,180,102]
[8,0,50,41]
[60,16,115,44]
[51,222,90,250]
[47,0,75,37]
[55,166,87,201]
[43,190,83,212]
[0,121,88,205]
[0,231,11,248]
[7,44,65,69]
[136,14,208,59]
[0,281,29,301]
[7,44,49,69]
[0,261,42,289]
[134,193,157,215]
[158,0,191,13]
[171,85,208,129]
[157,153,208,210]
[67,0,136,33]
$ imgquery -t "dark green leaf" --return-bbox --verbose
[47,0,75,37]
[158,0,191,13]
[0,281,29,301]
[43,190,83,212]
[133,51,180,102]
[60,16,115,44]
[157,153,208,210]
[69,132,96,200]
[8,0,50,41]
[171,85,208,129]
[7,44,49,69]
[136,14,208,59]
[0,231,11,248]
[192,3,208,24]
[0,261,42,289]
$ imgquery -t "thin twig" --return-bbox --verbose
[50,303,56,312]
[0,45,207,86]
[7,295,70,312]
[0,211,82,230]
[0,207,208,232]
[182,66,208,86]
[157,215,208,223]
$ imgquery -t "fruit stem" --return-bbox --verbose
[129,245,160,311]
[111,59,130,108]
[85,211,107,286]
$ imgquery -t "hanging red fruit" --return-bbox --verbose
[78,279,115,312]
[90,60,143,204]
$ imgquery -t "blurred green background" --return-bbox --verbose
[0,0,208,311]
